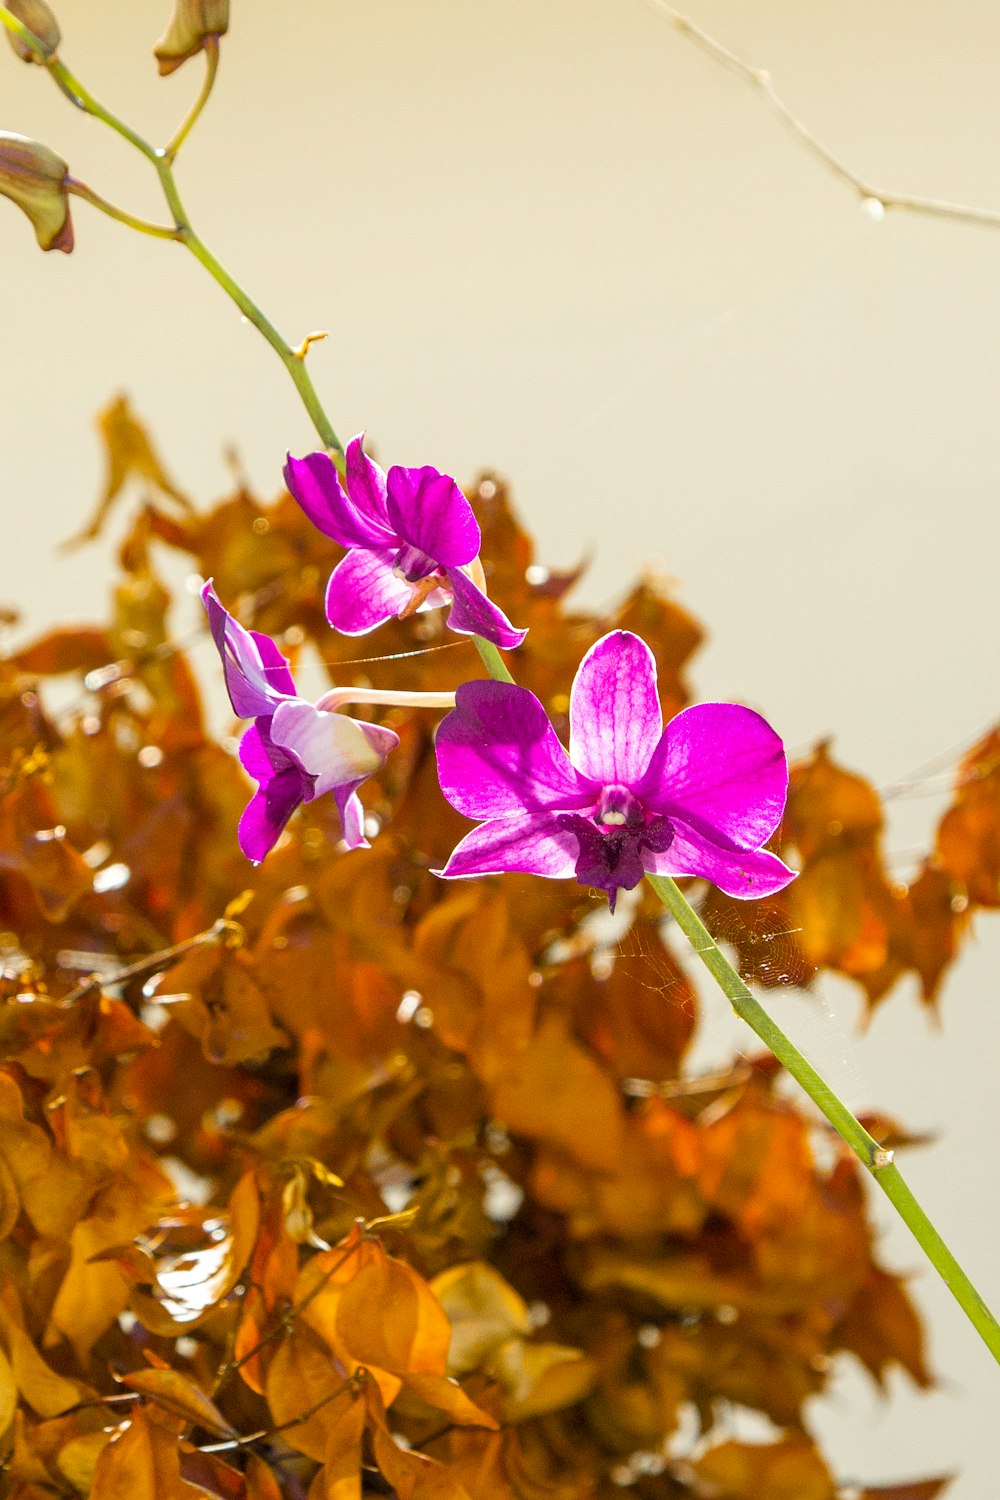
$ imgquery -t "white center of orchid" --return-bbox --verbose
[599,809,629,826]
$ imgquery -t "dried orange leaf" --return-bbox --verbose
[694,1436,836,1500]
[120,1368,238,1439]
[429,1262,532,1376]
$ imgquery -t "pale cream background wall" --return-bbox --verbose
[3,1,1000,1492]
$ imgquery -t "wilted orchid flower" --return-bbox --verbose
[203,582,399,862]
[0,132,72,252]
[284,436,526,650]
[435,630,795,911]
[154,0,229,74]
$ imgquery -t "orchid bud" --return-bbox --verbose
[4,0,61,62]
[0,132,72,253]
[153,0,229,75]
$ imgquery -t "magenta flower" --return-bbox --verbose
[202,582,398,862]
[283,436,526,649]
[435,630,795,911]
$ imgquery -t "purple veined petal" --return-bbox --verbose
[436,680,594,819]
[238,768,306,863]
[325,546,416,634]
[202,581,292,719]
[645,817,797,899]
[386,465,480,568]
[238,722,278,783]
[444,566,528,648]
[438,811,582,880]
[636,702,788,848]
[284,442,395,550]
[344,433,394,535]
[569,631,664,789]
[270,700,398,796]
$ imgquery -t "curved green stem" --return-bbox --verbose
[45,54,159,162]
[647,871,1000,1365]
[66,179,181,240]
[164,37,219,161]
[473,636,515,683]
[158,158,342,451]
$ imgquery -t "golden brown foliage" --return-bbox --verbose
[0,408,974,1496]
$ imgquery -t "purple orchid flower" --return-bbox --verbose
[283,436,526,650]
[202,582,398,863]
[434,630,796,911]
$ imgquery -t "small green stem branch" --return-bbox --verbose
[66,179,180,240]
[647,871,1000,1365]
[474,636,515,683]
[165,38,219,161]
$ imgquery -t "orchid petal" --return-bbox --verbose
[436,681,593,819]
[637,702,788,847]
[334,785,369,850]
[646,818,796,898]
[386,465,480,567]
[238,722,282,783]
[202,581,292,719]
[569,631,663,788]
[284,443,395,549]
[249,629,297,698]
[439,812,581,880]
[444,566,527,648]
[270,700,397,796]
[238,770,304,863]
[344,434,394,534]
[324,547,415,635]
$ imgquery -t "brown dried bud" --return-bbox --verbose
[4,0,60,61]
[153,0,229,75]
[0,132,72,252]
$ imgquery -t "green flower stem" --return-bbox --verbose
[164,38,219,162]
[65,179,181,240]
[647,871,1000,1365]
[473,636,515,683]
[153,153,342,452]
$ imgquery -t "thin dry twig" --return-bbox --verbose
[644,1,1000,230]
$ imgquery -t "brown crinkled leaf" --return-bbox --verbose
[430,1261,532,1376]
[855,1480,954,1500]
[264,1323,354,1462]
[50,1160,178,1362]
[485,1339,597,1423]
[936,726,1000,906]
[127,1172,259,1336]
[366,1378,473,1500]
[833,1264,932,1389]
[169,946,289,1066]
[63,395,191,550]
[333,1239,451,1377]
[0,1290,81,1417]
[309,1387,366,1500]
[89,1408,210,1499]
[0,1069,95,1237]
[694,1436,836,1500]
[487,1013,626,1173]
[0,776,93,922]
[11,628,113,679]
[119,1368,238,1440]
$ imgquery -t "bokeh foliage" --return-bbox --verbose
[0,400,980,1497]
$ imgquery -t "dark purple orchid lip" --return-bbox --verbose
[392,542,439,584]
